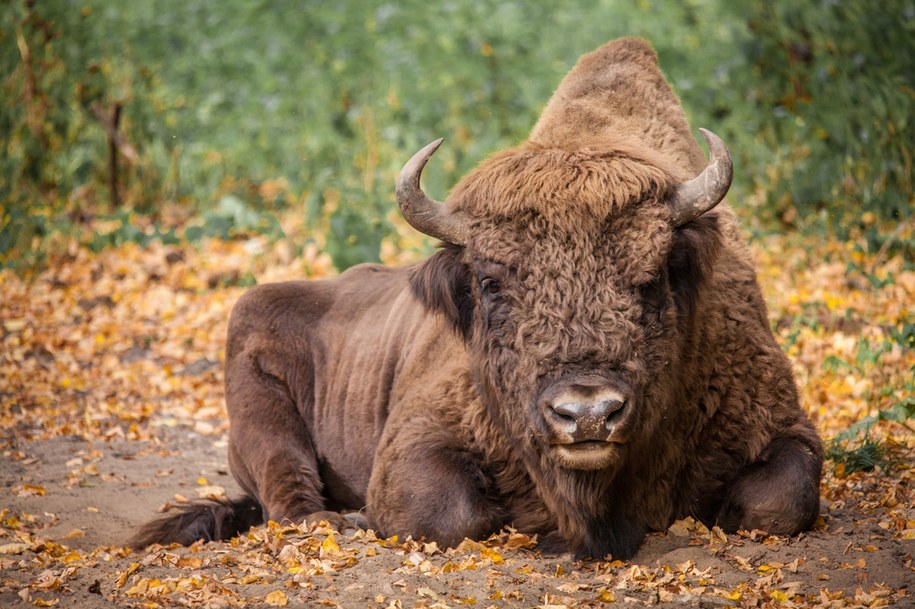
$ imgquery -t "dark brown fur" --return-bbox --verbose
[132,38,821,560]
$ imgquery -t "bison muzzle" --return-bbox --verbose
[132,37,822,561]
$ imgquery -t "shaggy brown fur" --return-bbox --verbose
[132,37,822,560]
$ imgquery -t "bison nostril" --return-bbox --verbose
[555,411,576,424]
[600,399,626,428]
[552,402,584,422]
[547,402,584,434]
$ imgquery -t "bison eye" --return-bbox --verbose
[480,277,501,296]
[639,275,668,322]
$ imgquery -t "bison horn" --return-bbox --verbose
[396,139,469,245]
[668,129,733,227]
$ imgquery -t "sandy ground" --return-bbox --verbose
[1,429,912,608]
[1,235,914,607]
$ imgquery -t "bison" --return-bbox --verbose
[133,37,822,560]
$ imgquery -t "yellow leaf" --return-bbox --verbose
[480,547,503,564]
[320,532,340,557]
[178,556,202,569]
[32,599,59,607]
[115,563,140,588]
[61,550,83,563]
[265,590,288,606]
[13,484,46,496]
[125,578,150,596]
[504,532,537,549]
[455,538,484,553]
[597,589,616,603]
[723,589,742,601]
[770,590,791,602]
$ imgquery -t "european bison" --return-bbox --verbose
[133,37,822,560]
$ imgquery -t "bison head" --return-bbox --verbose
[404,131,731,472]
[402,37,734,482]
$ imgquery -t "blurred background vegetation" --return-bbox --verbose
[2,0,913,273]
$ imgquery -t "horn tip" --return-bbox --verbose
[427,137,445,154]
[697,128,723,148]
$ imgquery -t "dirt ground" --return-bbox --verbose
[0,428,911,608]
[1,236,914,608]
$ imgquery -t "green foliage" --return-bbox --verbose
[826,435,887,474]
[87,210,179,252]
[739,0,915,227]
[2,0,913,271]
[184,196,283,242]
[824,323,915,473]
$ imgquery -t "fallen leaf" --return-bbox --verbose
[416,587,438,599]
[195,485,225,499]
[320,532,340,557]
[265,590,288,606]
[597,589,616,603]
[12,484,46,496]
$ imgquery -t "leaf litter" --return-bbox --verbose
[1,223,913,608]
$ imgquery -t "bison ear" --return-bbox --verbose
[410,245,475,338]
[667,212,722,318]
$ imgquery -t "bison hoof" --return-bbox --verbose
[343,511,369,530]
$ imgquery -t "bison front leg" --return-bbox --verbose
[225,334,345,530]
[366,422,504,548]
[716,423,822,535]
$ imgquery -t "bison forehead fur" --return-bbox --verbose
[132,37,823,561]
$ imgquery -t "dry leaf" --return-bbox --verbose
[265,590,288,606]
[195,485,225,500]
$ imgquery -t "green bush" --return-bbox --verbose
[739,0,914,227]
[2,0,912,271]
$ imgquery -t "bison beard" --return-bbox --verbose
[131,37,822,560]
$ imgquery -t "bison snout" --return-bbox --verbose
[543,390,629,443]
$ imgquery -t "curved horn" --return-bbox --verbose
[396,139,469,245]
[668,128,733,227]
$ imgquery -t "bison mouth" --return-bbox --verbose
[552,440,622,470]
